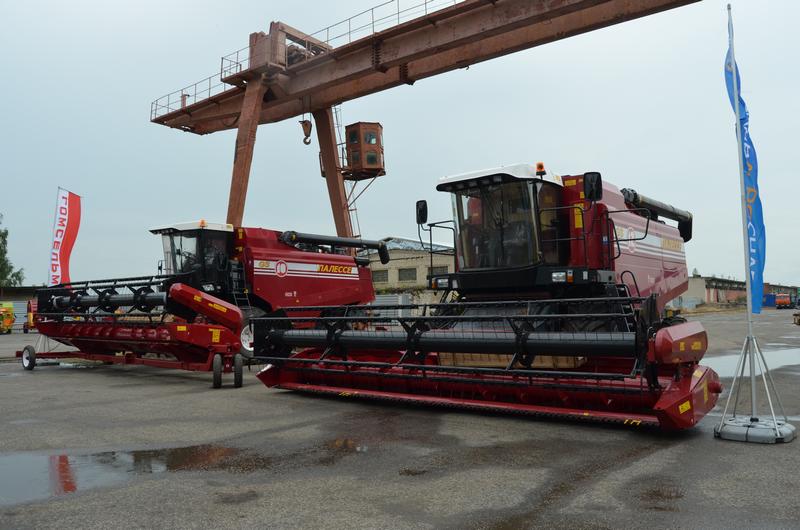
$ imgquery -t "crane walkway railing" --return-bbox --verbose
[151,0,464,121]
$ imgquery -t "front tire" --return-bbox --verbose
[21,345,36,371]
[239,307,266,359]
[212,353,223,389]
[233,353,244,388]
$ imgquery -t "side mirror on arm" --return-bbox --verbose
[416,200,428,225]
[583,172,603,202]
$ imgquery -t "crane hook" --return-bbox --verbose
[300,119,313,145]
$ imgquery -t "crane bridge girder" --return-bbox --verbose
[150,0,698,231]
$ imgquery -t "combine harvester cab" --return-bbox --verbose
[19,221,388,388]
[254,164,722,429]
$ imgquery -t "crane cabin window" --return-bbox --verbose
[452,180,540,270]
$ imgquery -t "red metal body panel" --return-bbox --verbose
[601,182,689,309]
[233,227,375,310]
[168,283,243,330]
[562,175,689,310]
[560,176,689,310]
[651,321,707,364]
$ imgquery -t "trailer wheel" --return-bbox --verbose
[239,307,266,359]
[212,353,223,389]
[233,353,244,388]
[21,346,36,371]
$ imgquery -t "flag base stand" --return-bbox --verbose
[714,335,795,444]
[715,417,796,444]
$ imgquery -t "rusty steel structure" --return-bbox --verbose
[151,0,698,233]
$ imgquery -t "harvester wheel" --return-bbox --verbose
[212,353,223,389]
[233,353,244,388]
[21,346,36,371]
[239,307,266,359]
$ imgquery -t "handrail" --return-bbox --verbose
[151,0,465,121]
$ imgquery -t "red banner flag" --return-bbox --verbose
[48,188,81,286]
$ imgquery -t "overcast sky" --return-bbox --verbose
[0,0,797,286]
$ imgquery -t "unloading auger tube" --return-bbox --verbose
[251,296,722,430]
[621,188,693,242]
[279,231,390,264]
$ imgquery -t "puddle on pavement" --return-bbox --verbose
[703,348,800,378]
[0,444,271,507]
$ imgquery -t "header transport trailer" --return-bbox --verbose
[253,164,722,430]
[17,223,389,388]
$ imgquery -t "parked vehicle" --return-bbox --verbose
[0,302,15,334]
[776,293,792,309]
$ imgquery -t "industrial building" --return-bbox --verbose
[368,237,453,304]
[674,273,798,309]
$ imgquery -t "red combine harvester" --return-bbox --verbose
[19,221,389,388]
[253,164,722,429]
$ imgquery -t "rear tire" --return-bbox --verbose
[21,345,36,371]
[239,307,267,359]
[212,353,223,389]
[233,353,244,388]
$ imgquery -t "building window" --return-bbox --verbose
[350,150,360,164]
[366,151,379,165]
[398,268,417,282]
[372,269,388,283]
[348,130,359,144]
[364,131,378,145]
[428,266,448,276]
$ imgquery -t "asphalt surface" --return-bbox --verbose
[0,310,799,529]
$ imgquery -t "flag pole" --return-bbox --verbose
[714,5,795,443]
[727,4,758,421]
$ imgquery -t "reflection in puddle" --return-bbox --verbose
[704,348,800,378]
[317,438,368,466]
[0,444,268,507]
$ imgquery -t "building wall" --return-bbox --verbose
[369,249,454,291]
[0,286,38,302]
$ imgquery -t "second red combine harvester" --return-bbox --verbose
[253,163,722,430]
[20,222,389,388]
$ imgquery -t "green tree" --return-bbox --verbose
[0,214,25,286]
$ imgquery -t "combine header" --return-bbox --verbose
[20,222,389,388]
[253,164,722,429]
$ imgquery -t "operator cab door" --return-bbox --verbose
[161,229,233,293]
